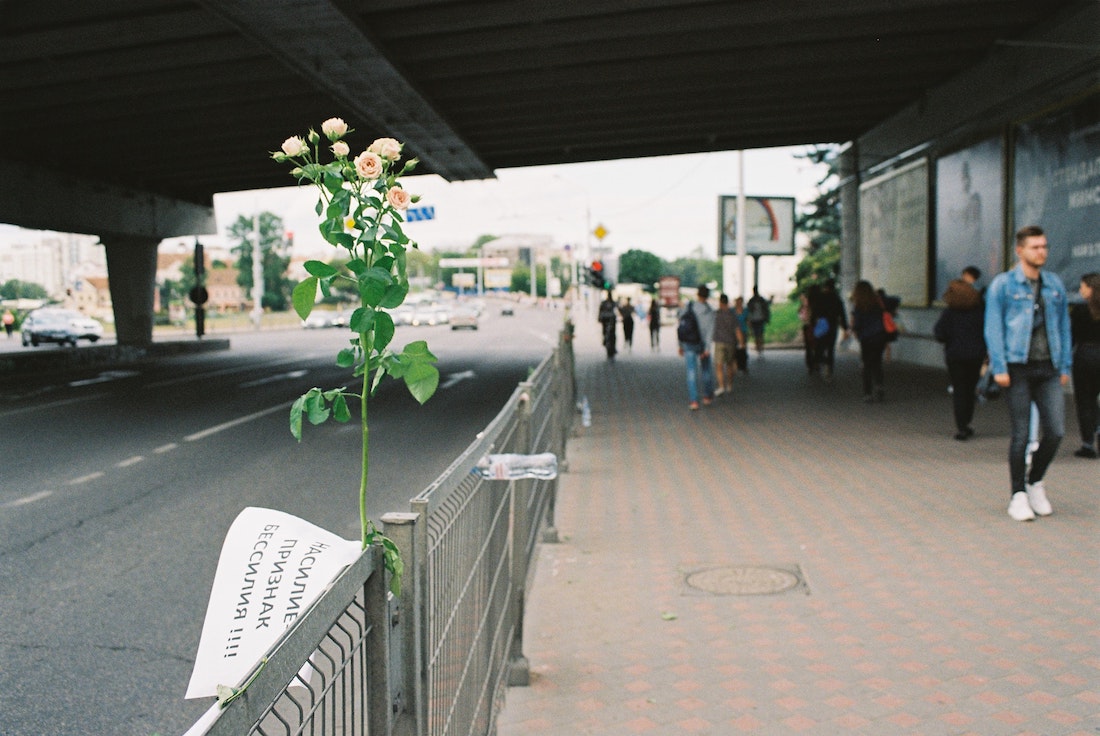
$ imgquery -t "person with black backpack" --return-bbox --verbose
[677,284,716,410]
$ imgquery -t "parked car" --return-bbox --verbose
[450,306,479,330]
[411,303,450,326]
[21,308,104,347]
[301,310,343,329]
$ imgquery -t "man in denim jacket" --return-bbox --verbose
[984,225,1072,521]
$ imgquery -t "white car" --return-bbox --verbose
[21,308,105,347]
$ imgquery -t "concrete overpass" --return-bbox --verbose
[1,1,1096,345]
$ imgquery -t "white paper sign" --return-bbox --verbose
[185,507,361,699]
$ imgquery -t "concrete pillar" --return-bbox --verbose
[102,236,159,347]
[837,143,861,297]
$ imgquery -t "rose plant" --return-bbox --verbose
[272,118,439,592]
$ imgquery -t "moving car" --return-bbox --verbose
[21,308,105,347]
[449,306,479,330]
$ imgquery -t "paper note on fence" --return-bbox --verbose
[185,507,361,699]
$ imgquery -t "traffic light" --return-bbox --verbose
[588,260,605,288]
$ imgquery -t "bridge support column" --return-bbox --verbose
[103,236,160,347]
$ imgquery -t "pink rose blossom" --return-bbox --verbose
[321,117,348,140]
[369,137,402,161]
[354,151,383,179]
[281,136,308,157]
[331,141,350,157]
[386,187,411,211]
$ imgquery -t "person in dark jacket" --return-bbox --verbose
[934,278,986,440]
[811,280,848,382]
[849,280,888,402]
[1070,272,1100,458]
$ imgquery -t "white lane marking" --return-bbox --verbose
[184,403,289,442]
[239,369,308,388]
[67,472,105,485]
[2,490,54,508]
[154,443,178,454]
[440,370,476,389]
[68,370,140,387]
[116,456,145,468]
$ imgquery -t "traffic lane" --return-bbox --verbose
[0,308,567,735]
[0,365,530,736]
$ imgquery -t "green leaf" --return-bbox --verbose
[347,307,368,333]
[402,340,438,363]
[346,258,367,276]
[331,393,351,423]
[289,394,306,440]
[337,347,357,368]
[292,278,318,320]
[359,267,393,306]
[373,311,395,352]
[304,260,339,278]
[404,362,439,405]
[304,389,330,425]
[379,282,408,309]
[323,171,343,195]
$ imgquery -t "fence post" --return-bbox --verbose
[508,384,533,686]
[365,543,394,736]
[383,511,425,736]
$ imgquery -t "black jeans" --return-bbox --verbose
[1072,343,1100,446]
[859,335,887,396]
[1005,362,1064,494]
[947,359,983,432]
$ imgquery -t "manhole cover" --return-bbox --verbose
[685,565,802,596]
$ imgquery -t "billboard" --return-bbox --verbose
[719,196,796,256]
[859,159,929,306]
[934,137,1005,299]
[1013,94,1100,284]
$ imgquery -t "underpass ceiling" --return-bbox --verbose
[0,0,1088,213]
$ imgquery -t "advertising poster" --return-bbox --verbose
[1014,95,1100,283]
[719,196,796,256]
[934,137,1005,299]
[859,159,929,306]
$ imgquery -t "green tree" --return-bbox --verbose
[229,212,293,311]
[510,263,546,296]
[618,249,664,288]
[795,144,842,251]
[791,145,842,298]
[665,254,721,288]
[0,279,49,300]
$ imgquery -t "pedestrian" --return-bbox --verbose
[746,286,771,356]
[849,280,890,402]
[619,298,635,351]
[647,297,661,350]
[1069,272,1100,458]
[984,225,1072,521]
[733,296,749,373]
[799,285,819,375]
[597,290,617,360]
[2,309,14,338]
[934,278,986,440]
[677,285,716,410]
[812,280,848,382]
[712,294,740,397]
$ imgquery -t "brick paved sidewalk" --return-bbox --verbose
[497,321,1099,735]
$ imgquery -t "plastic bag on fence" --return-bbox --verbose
[474,453,558,480]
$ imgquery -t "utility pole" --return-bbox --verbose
[251,212,264,329]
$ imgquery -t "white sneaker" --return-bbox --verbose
[1025,481,1053,516]
[715,387,725,397]
[1008,492,1036,521]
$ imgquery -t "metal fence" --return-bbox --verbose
[189,321,575,736]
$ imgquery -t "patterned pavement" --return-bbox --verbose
[496,322,1100,735]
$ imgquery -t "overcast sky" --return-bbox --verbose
[2,147,829,265]
[212,146,829,263]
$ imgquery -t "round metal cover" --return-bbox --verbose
[686,565,800,596]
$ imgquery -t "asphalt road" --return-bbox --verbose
[0,302,568,736]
